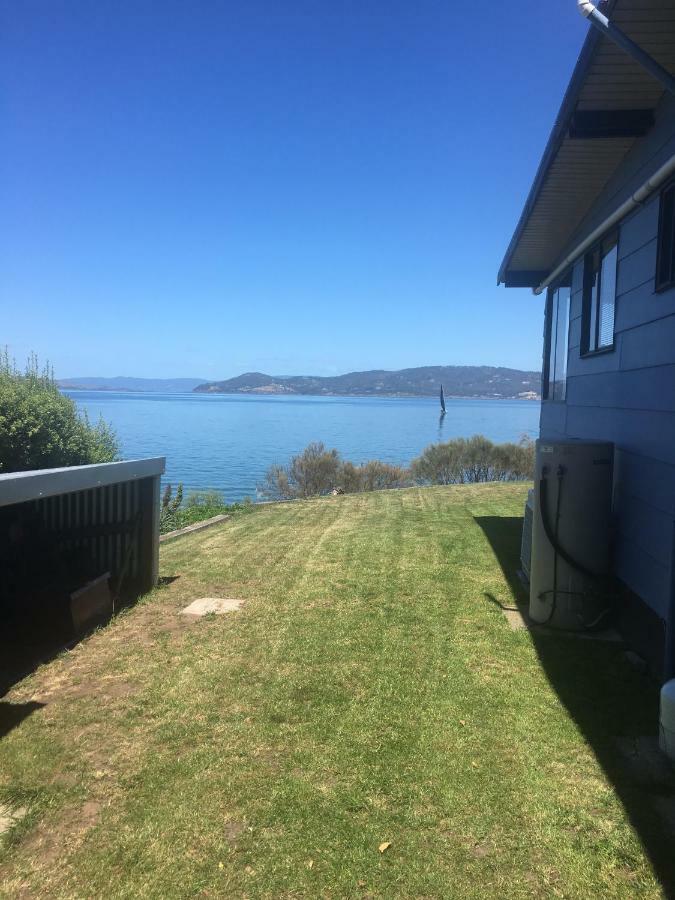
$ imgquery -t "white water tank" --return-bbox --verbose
[530,439,614,630]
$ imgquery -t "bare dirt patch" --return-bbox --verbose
[0,805,27,837]
[20,800,103,868]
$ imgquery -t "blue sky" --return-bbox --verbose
[2,1,586,380]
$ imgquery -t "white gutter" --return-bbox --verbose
[534,152,675,295]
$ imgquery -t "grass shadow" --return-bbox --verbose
[157,575,180,587]
[0,581,146,697]
[475,514,675,897]
[0,701,45,740]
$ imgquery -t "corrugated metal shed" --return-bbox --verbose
[499,0,675,287]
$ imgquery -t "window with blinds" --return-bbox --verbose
[656,181,675,292]
[582,232,618,354]
[543,282,570,402]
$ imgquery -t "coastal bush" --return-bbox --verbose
[261,444,409,499]
[353,460,409,492]
[0,351,118,473]
[411,435,534,485]
[185,489,225,507]
[159,483,184,532]
[158,484,253,534]
[262,442,341,500]
[261,436,533,501]
[337,461,363,494]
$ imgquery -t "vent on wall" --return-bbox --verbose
[520,489,534,583]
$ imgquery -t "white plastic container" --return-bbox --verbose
[659,679,675,762]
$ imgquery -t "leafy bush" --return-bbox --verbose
[261,435,535,501]
[159,483,184,533]
[261,443,409,499]
[346,460,409,492]
[411,435,534,485]
[262,442,342,500]
[0,351,118,473]
[408,440,466,485]
[158,484,253,534]
[185,489,226,508]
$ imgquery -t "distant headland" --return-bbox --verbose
[59,366,541,400]
[195,366,540,400]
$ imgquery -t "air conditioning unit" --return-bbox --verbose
[520,489,534,583]
[530,439,614,631]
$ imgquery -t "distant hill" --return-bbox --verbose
[194,366,541,399]
[58,377,207,393]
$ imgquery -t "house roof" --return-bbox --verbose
[498,0,675,289]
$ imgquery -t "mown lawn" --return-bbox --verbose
[0,484,668,898]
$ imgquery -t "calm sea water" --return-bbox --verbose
[65,391,540,502]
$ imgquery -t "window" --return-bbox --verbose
[543,281,570,401]
[582,231,618,354]
[656,181,675,291]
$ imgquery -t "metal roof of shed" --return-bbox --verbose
[0,458,166,508]
[499,0,675,288]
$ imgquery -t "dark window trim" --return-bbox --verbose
[655,179,675,293]
[581,232,618,357]
[580,344,614,360]
[542,291,553,401]
[542,273,571,403]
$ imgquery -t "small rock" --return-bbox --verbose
[181,598,244,616]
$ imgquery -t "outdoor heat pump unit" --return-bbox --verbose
[520,489,534,583]
[530,439,614,631]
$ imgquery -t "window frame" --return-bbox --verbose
[542,275,571,403]
[581,230,618,357]
[656,179,675,293]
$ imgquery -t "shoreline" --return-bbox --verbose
[62,387,540,401]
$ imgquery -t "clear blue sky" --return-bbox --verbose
[2,1,586,380]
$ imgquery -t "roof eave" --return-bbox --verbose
[498,0,617,288]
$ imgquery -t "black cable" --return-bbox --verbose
[538,464,613,630]
[538,468,561,625]
[539,466,599,580]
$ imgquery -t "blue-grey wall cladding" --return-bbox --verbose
[540,89,675,634]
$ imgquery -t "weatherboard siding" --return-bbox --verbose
[559,91,675,260]
[540,130,675,633]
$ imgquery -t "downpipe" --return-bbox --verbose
[578,0,675,96]
[534,4,675,297]
[666,522,675,681]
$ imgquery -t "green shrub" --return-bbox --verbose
[185,489,225,508]
[159,483,184,533]
[409,440,466,485]
[337,461,363,494]
[262,444,409,499]
[0,351,118,473]
[411,435,534,485]
[351,460,409,492]
[158,485,253,534]
[262,442,342,500]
